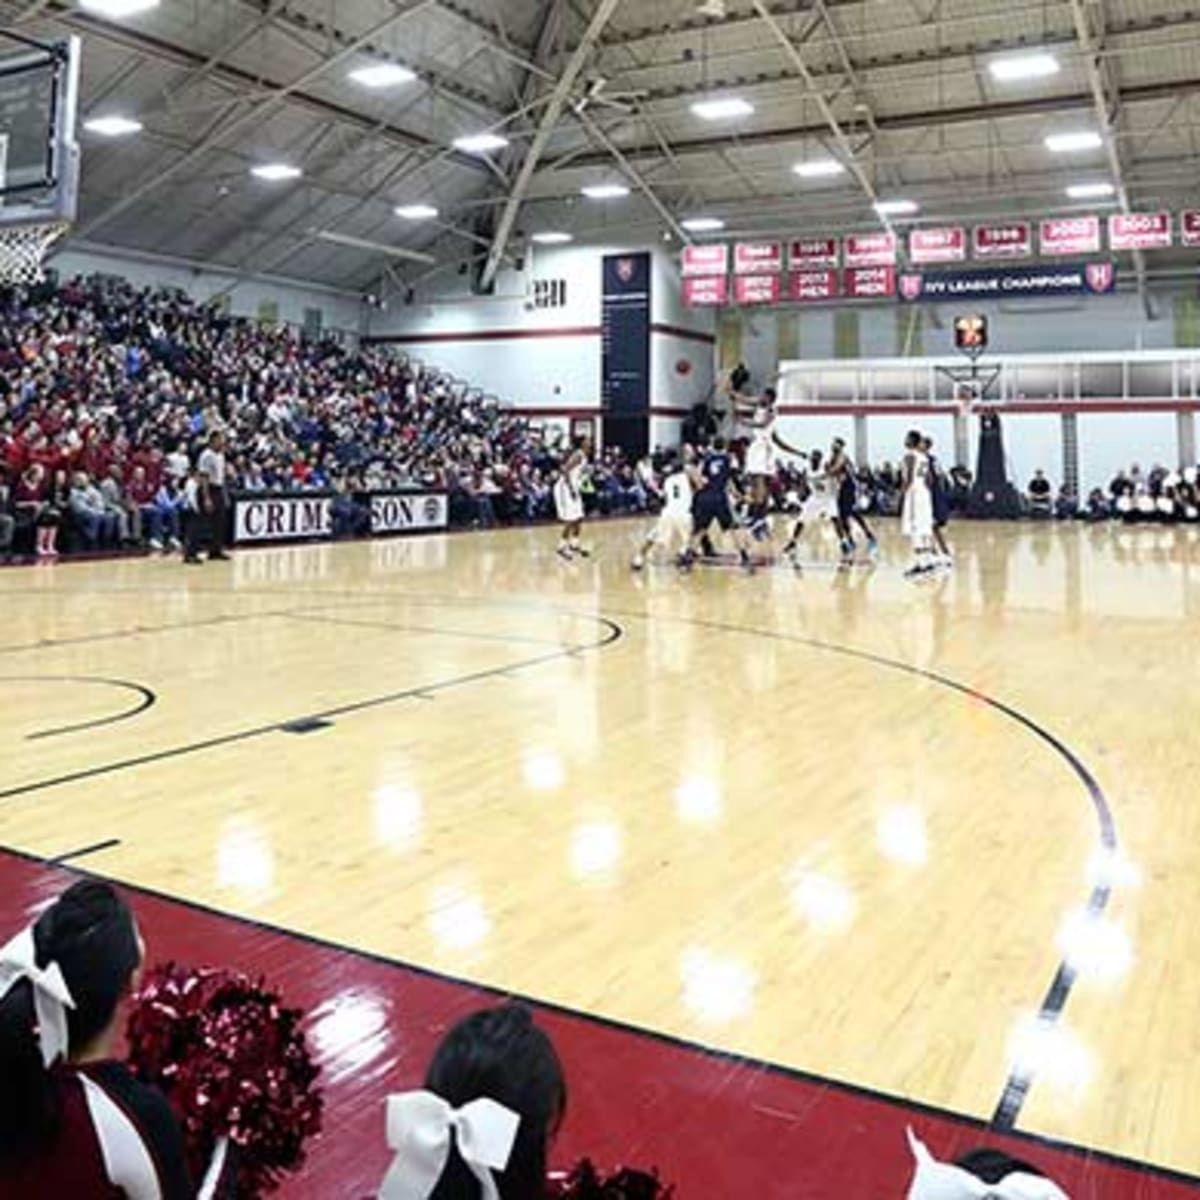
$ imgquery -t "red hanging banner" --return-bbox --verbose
[733,241,784,274]
[682,275,728,306]
[843,232,897,268]
[1182,211,1200,248]
[910,226,967,265]
[734,275,782,305]
[972,222,1033,260]
[789,269,839,302]
[1108,212,1172,251]
[788,237,840,268]
[843,266,896,298]
[681,244,729,277]
[1040,216,1101,256]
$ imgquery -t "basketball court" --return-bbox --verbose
[1,520,1197,1194]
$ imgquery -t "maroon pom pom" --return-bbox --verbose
[547,1158,676,1199]
[127,963,323,1198]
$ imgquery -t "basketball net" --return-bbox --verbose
[0,219,69,285]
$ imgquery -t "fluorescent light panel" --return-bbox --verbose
[875,199,918,216]
[453,133,508,154]
[1045,130,1102,153]
[793,158,845,178]
[84,115,143,137]
[989,52,1059,82]
[395,204,438,220]
[79,0,159,15]
[1066,182,1115,198]
[691,97,754,121]
[681,217,725,232]
[531,232,572,244]
[251,163,302,181]
[350,62,416,88]
[581,184,630,199]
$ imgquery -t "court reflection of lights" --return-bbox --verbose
[1007,1015,1093,1093]
[789,869,856,933]
[675,776,722,826]
[1057,909,1133,982]
[522,748,565,791]
[876,805,928,866]
[215,817,275,900]
[680,947,757,1023]
[569,821,623,879]
[1087,846,1141,890]
[372,784,424,852]
[308,988,391,1084]
[427,883,491,951]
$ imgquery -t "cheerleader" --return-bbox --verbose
[379,1004,564,1200]
[553,442,590,561]
[0,880,195,1198]
[631,449,699,570]
[901,429,937,578]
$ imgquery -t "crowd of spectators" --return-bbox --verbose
[1023,463,1200,523]
[0,274,661,560]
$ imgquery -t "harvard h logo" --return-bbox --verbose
[616,258,636,283]
[900,273,924,301]
[1085,262,1115,293]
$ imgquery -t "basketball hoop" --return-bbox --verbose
[0,219,69,284]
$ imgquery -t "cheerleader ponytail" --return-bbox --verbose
[0,880,141,1163]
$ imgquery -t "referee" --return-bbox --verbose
[197,431,231,561]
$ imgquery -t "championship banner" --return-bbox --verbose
[910,227,966,265]
[789,269,839,302]
[789,237,839,268]
[843,265,896,298]
[1040,215,1101,256]
[972,222,1032,260]
[1109,211,1172,251]
[1183,211,1200,248]
[733,241,783,274]
[734,274,782,305]
[370,492,449,535]
[682,275,728,306]
[843,232,897,267]
[681,244,729,277]
[898,261,1117,303]
[233,494,332,543]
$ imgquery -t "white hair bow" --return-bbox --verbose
[0,926,76,1068]
[906,1129,1070,1200]
[379,1091,520,1200]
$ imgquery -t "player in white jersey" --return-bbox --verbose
[777,444,837,565]
[732,387,779,539]
[554,442,591,560]
[630,449,698,569]
[900,429,937,577]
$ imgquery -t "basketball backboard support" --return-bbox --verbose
[0,32,80,281]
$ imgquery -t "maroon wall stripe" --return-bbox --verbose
[367,323,714,347]
[650,322,715,345]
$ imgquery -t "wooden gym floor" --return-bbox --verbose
[1,519,1198,1194]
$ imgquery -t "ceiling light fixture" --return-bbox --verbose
[989,53,1060,82]
[581,183,630,199]
[875,199,918,216]
[395,204,438,220]
[453,133,508,154]
[83,115,143,137]
[349,62,416,89]
[690,97,754,121]
[251,163,302,181]
[79,0,159,15]
[681,216,725,232]
[531,231,573,244]
[793,157,846,178]
[1045,130,1102,153]
[1066,182,1115,199]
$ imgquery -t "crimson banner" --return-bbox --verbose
[789,237,839,268]
[733,241,783,274]
[910,227,967,265]
[1183,211,1200,248]
[1109,212,1172,251]
[1040,216,1101,256]
[682,275,728,306]
[734,274,782,305]
[789,269,839,302]
[972,222,1033,260]
[843,232,897,267]
[844,266,896,299]
[681,244,729,277]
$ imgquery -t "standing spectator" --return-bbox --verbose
[197,431,230,561]
[181,465,211,565]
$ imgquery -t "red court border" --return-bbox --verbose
[0,848,1193,1198]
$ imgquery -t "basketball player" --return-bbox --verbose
[732,387,778,539]
[827,436,878,564]
[779,445,836,566]
[554,441,590,561]
[901,430,936,577]
[684,438,755,573]
[631,449,698,570]
[921,435,953,562]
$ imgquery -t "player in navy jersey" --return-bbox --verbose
[684,439,756,573]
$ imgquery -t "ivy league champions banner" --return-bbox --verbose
[898,261,1117,303]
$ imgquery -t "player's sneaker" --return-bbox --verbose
[630,555,644,571]
[556,544,573,561]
